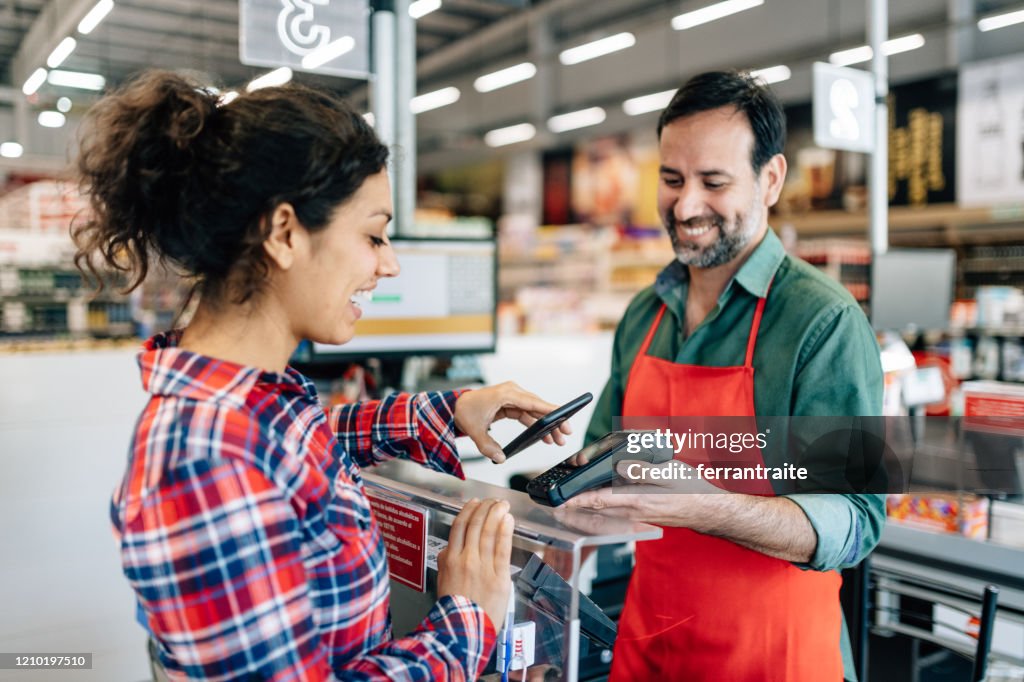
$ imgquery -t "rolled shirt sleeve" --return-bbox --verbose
[329,390,466,478]
[788,301,887,572]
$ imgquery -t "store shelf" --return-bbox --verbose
[778,203,1024,244]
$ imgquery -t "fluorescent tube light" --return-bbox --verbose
[474,62,537,93]
[672,0,764,31]
[410,86,460,114]
[548,107,606,133]
[883,33,925,55]
[829,33,925,66]
[22,68,48,95]
[978,7,1024,31]
[301,36,355,69]
[47,37,77,69]
[409,0,441,19]
[749,64,791,84]
[78,0,114,34]
[363,112,376,127]
[829,45,874,66]
[0,142,24,158]
[47,69,105,90]
[484,123,536,147]
[38,111,66,128]
[247,67,292,91]
[218,91,239,106]
[559,32,635,66]
[623,89,676,116]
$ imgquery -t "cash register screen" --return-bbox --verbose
[311,238,496,359]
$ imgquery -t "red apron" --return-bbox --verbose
[609,295,844,682]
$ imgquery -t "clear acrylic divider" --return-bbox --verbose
[363,459,662,682]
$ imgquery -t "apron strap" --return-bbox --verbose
[638,304,667,357]
[743,280,774,368]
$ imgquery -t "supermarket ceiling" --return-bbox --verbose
[2,0,1024,172]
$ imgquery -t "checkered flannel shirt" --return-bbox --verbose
[110,331,495,680]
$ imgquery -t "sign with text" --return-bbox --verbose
[239,0,371,79]
[813,62,876,153]
[366,492,429,592]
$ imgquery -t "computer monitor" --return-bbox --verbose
[870,248,956,332]
[308,237,496,359]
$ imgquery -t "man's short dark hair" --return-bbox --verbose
[657,70,786,174]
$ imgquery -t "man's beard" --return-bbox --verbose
[666,198,762,269]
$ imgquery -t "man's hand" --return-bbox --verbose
[561,459,720,525]
[562,460,818,563]
[454,382,571,463]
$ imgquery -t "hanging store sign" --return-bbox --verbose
[957,53,1024,208]
[812,62,876,154]
[239,0,371,79]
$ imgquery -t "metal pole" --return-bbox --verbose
[371,3,397,235]
[395,0,416,236]
[869,0,888,256]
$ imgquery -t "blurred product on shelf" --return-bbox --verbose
[0,180,89,233]
[0,180,190,347]
[989,499,1024,548]
[497,222,674,334]
[794,239,871,305]
[975,285,1024,328]
[886,493,990,539]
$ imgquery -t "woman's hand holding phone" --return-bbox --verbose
[454,382,572,463]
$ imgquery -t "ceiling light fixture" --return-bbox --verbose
[559,32,636,66]
[56,97,73,112]
[484,123,536,147]
[47,37,77,69]
[548,106,606,133]
[409,0,441,19]
[301,36,355,69]
[22,68,48,95]
[363,112,376,127]
[622,89,676,116]
[978,6,1024,31]
[47,69,106,90]
[78,0,115,34]
[829,33,925,66]
[218,91,239,106]
[749,64,791,84]
[0,142,24,159]
[410,86,460,114]
[247,67,292,91]
[474,62,537,93]
[38,111,66,128]
[672,0,764,31]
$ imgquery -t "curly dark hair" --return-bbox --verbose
[73,70,389,304]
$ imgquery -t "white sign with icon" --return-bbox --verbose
[240,0,371,79]
[812,62,876,154]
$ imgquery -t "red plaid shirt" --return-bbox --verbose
[110,331,495,680]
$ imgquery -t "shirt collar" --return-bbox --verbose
[654,227,786,300]
[138,330,314,409]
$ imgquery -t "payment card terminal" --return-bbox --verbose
[526,431,667,506]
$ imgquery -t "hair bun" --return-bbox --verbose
[75,71,221,287]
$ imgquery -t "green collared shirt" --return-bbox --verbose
[586,228,885,681]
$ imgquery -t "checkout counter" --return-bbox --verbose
[363,460,662,682]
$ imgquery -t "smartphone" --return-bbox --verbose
[500,392,593,459]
